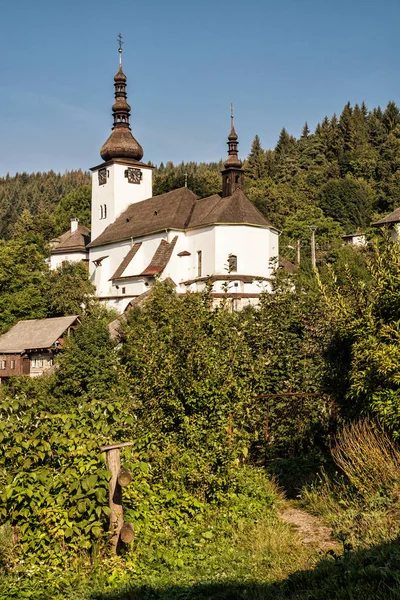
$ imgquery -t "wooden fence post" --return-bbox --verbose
[99,441,134,554]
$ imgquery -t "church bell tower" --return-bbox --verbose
[90,35,154,242]
[221,106,245,198]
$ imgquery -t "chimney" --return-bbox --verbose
[70,218,79,233]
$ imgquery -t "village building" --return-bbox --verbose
[371,207,400,240]
[342,232,367,246]
[49,218,90,269]
[0,315,79,380]
[50,46,279,313]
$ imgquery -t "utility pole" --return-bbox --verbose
[308,226,317,268]
[296,239,301,265]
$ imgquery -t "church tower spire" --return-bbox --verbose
[100,35,144,162]
[221,105,245,197]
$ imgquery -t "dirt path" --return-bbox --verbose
[280,506,339,551]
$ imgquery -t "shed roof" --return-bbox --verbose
[0,316,79,353]
[371,207,400,226]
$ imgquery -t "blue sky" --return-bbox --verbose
[0,0,399,175]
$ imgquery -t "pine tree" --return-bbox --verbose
[301,122,310,138]
[246,135,268,180]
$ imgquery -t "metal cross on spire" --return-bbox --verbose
[117,33,123,65]
[230,103,234,127]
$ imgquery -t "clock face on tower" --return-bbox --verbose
[126,167,142,184]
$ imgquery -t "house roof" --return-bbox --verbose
[371,207,400,226]
[89,187,276,249]
[110,242,142,280]
[88,187,198,248]
[51,226,91,254]
[0,316,79,353]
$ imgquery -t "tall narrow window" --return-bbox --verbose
[99,205,103,220]
[197,251,202,277]
[228,254,237,273]
[103,204,107,219]
[0,360,6,370]
[10,360,15,369]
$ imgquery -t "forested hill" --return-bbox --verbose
[2,100,400,241]
[0,170,90,239]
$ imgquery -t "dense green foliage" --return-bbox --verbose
[0,240,94,333]
[321,234,400,436]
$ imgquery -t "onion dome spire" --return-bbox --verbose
[100,35,144,162]
[221,104,245,197]
[224,103,242,169]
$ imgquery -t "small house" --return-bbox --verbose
[0,315,79,381]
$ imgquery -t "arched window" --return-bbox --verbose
[103,204,107,219]
[99,205,103,219]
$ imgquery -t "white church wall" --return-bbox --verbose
[161,231,190,285]
[185,227,215,279]
[91,163,153,242]
[268,229,279,271]
[91,166,116,241]
[214,225,272,278]
[113,164,153,216]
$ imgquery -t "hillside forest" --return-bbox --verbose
[1,101,400,599]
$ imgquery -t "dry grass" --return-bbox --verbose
[302,419,400,547]
[332,419,400,499]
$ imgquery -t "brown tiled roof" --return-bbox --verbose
[89,188,198,248]
[51,226,90,254]
[110,242,142,280]
[89,187,277,249]
[0,316,79,353]
[141,236,178,276]
[279,257,297,273]
[187,188,275,229]
[371,207,400,226]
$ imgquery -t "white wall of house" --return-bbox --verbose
[91,163,153,241]
[50,252,88,270]
[391,224,400,242]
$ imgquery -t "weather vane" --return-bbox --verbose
[117,33,123,65]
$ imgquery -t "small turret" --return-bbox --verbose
[221,105,245,197]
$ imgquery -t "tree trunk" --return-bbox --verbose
[106,448,123,554]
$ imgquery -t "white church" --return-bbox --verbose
[50,49,280,313]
